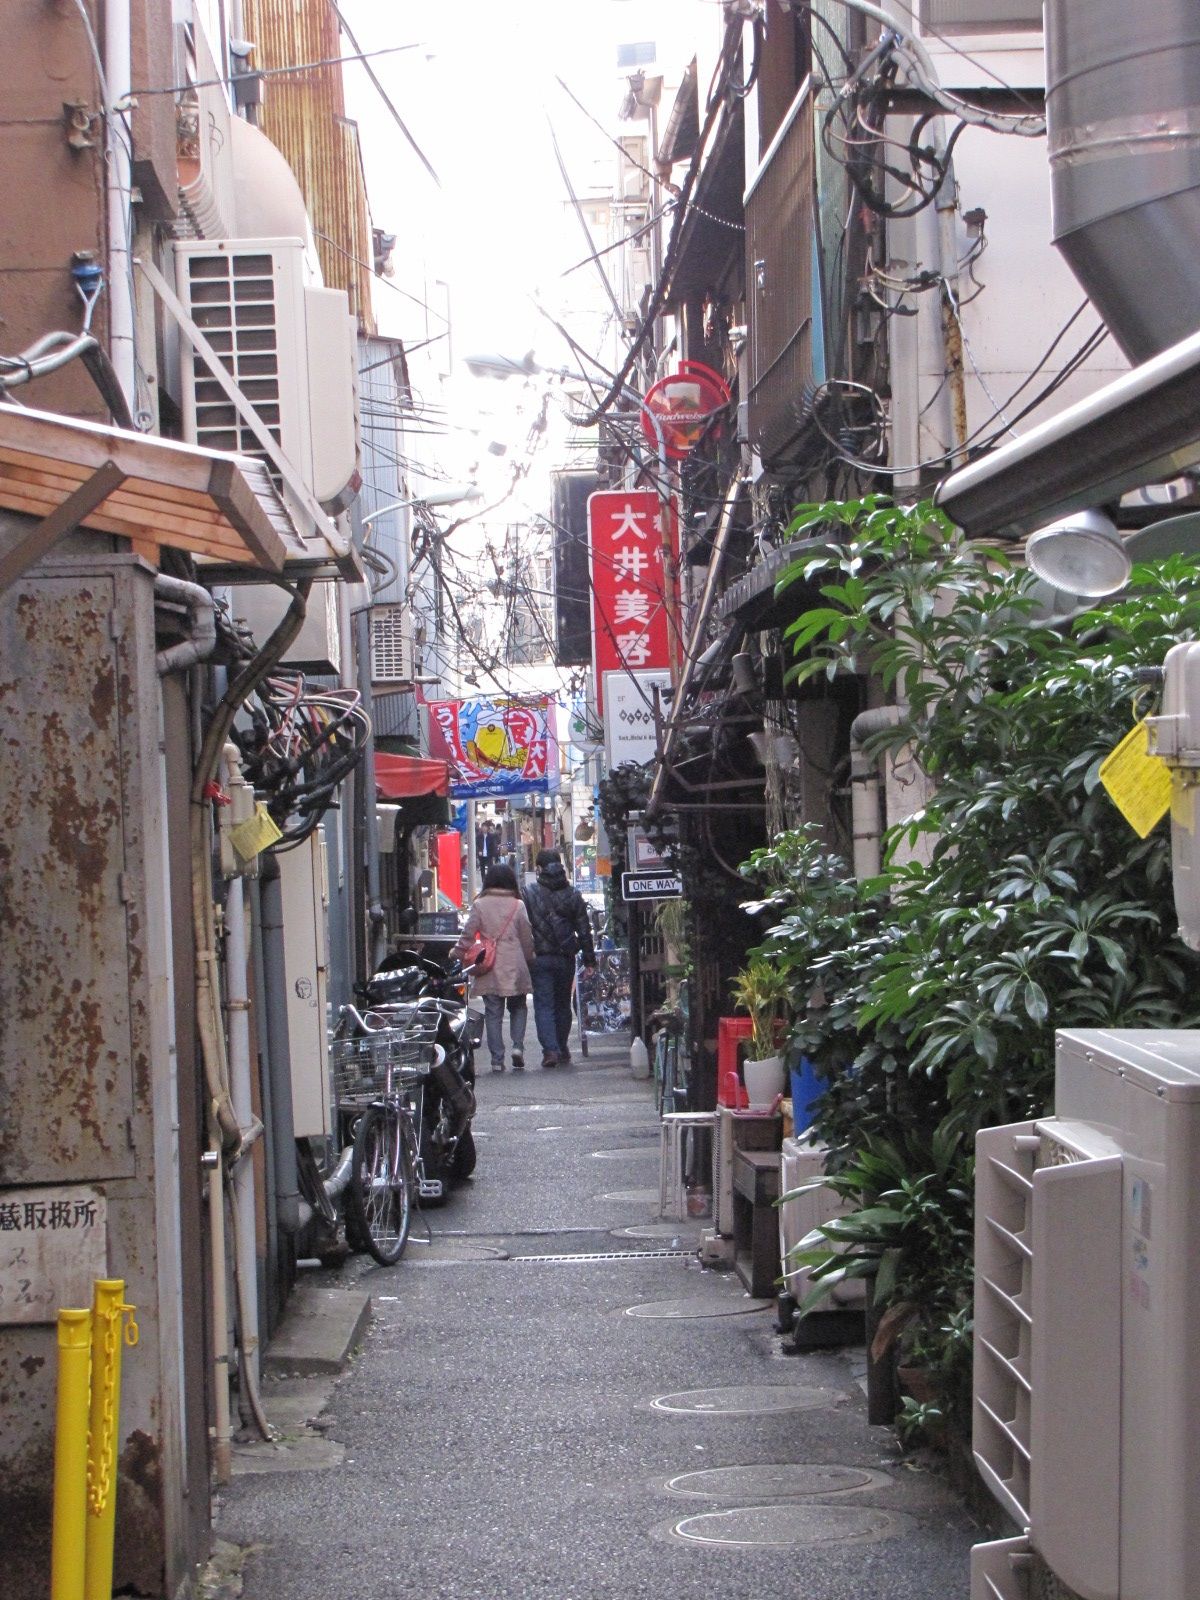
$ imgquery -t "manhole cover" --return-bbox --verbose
[665,1464,886,1500]
[651,1385,841,1415]
[626,1296,772,1320]
[599,1188,659,1204]
[667,1503,905,1549]
[614,1223,702,1242]
[590,1146,660,1161]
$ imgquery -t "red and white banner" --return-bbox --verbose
[587,489,678,716]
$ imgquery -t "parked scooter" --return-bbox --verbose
[360,950,481,1198]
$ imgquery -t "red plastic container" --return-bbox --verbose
[717,1017,753,1107]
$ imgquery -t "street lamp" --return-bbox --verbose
[363,483,482,531]
[1025,510,1129,599]
[1025,508,1200,600]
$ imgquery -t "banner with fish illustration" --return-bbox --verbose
[424,696,560,799]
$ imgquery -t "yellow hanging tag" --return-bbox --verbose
[228,802,283,861]
[1098,719,1172,838]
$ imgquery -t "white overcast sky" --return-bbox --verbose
[341,1,704,362]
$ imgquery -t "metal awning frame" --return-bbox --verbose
[935,324,1200,540]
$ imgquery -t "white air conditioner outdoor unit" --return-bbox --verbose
[971,1027,1200,1600]
[369,603,414,686]
[174,237,358,512]
[778,1136,865,1308]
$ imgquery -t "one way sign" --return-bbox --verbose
[621,870,683,902]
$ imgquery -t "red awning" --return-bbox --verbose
[374,752,451,800]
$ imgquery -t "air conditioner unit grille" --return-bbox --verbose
[370,604,413,685]
[974,1120,1118,1537]
[185,252,283,470]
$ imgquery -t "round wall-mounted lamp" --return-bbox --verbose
[1024,509,1129,598]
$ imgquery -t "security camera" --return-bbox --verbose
[228,38,255,59]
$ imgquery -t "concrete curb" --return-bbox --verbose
[262,1283,372,1376]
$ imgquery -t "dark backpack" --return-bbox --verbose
[529,884,581,958]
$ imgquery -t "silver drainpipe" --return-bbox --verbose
[1046,0,1200,362]
[849,707,901,881]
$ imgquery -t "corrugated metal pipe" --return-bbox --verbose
[154,574,217,675]
[1046,0,1200,361]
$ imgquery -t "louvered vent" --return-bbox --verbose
[973,1121,1099,1529]
[370,604,413,685]
[184,251,283,466]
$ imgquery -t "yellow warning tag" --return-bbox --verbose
[229,802,283,861]
[1098,719,1172,838]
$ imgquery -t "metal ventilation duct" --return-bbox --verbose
[1046,0,1200,362]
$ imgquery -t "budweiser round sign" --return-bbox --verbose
[640,360,731,459]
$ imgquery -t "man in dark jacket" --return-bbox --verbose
[524,848,596,1067]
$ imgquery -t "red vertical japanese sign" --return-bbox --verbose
[587,489,679,716]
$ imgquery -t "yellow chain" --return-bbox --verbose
[85,1301,138,1516]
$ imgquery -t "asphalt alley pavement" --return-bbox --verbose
[213,1031,979,1599]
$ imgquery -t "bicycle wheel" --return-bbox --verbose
[347,1104,414,1265]
[653,1033,667,1117]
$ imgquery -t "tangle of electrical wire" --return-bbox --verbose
[232,673,371,851]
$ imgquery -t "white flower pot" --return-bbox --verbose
[743,1054,785,1108]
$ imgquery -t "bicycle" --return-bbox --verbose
[330,1007,438,1264]
[648,1006,686,1117]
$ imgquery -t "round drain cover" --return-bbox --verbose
[670,1503,903,1548]
[651,1384,841,1415]
[599,1188,659,1204]
[627,1296,772,1320]
[665,1464,884,1500]
[590,1146,660,1161]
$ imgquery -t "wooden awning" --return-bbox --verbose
[0,404,312,593]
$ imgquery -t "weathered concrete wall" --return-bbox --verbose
[0,0,107,421]
[0,537,184,1596]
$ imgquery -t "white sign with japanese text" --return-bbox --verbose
[0,1186,107,1324]
[603,670,670,768]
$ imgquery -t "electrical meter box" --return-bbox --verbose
[276,831,331,1139]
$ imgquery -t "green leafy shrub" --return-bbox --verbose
[747,498,1200,1443]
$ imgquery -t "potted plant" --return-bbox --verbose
[729,955,790,1105]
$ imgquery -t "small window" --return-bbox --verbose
[617,41,657,68]
[921,0,1041,30]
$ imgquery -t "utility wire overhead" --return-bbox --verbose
[329,2,442,187]
[132,39,424,95]
[545,114,629,330]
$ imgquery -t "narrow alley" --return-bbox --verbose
[213,1036,976,1600]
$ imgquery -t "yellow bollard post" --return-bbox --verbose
[83,1280,138,1600]
[51,1308,92,1600]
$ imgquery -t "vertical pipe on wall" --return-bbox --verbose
[259,857,303,1235]
[222,862,259,1390]
[247,876,280,1325]
[103,0,136,410]
[355,606,388,973]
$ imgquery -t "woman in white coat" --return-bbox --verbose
[456,864,536,1072]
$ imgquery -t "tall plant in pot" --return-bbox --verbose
[729,956,790,1105]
